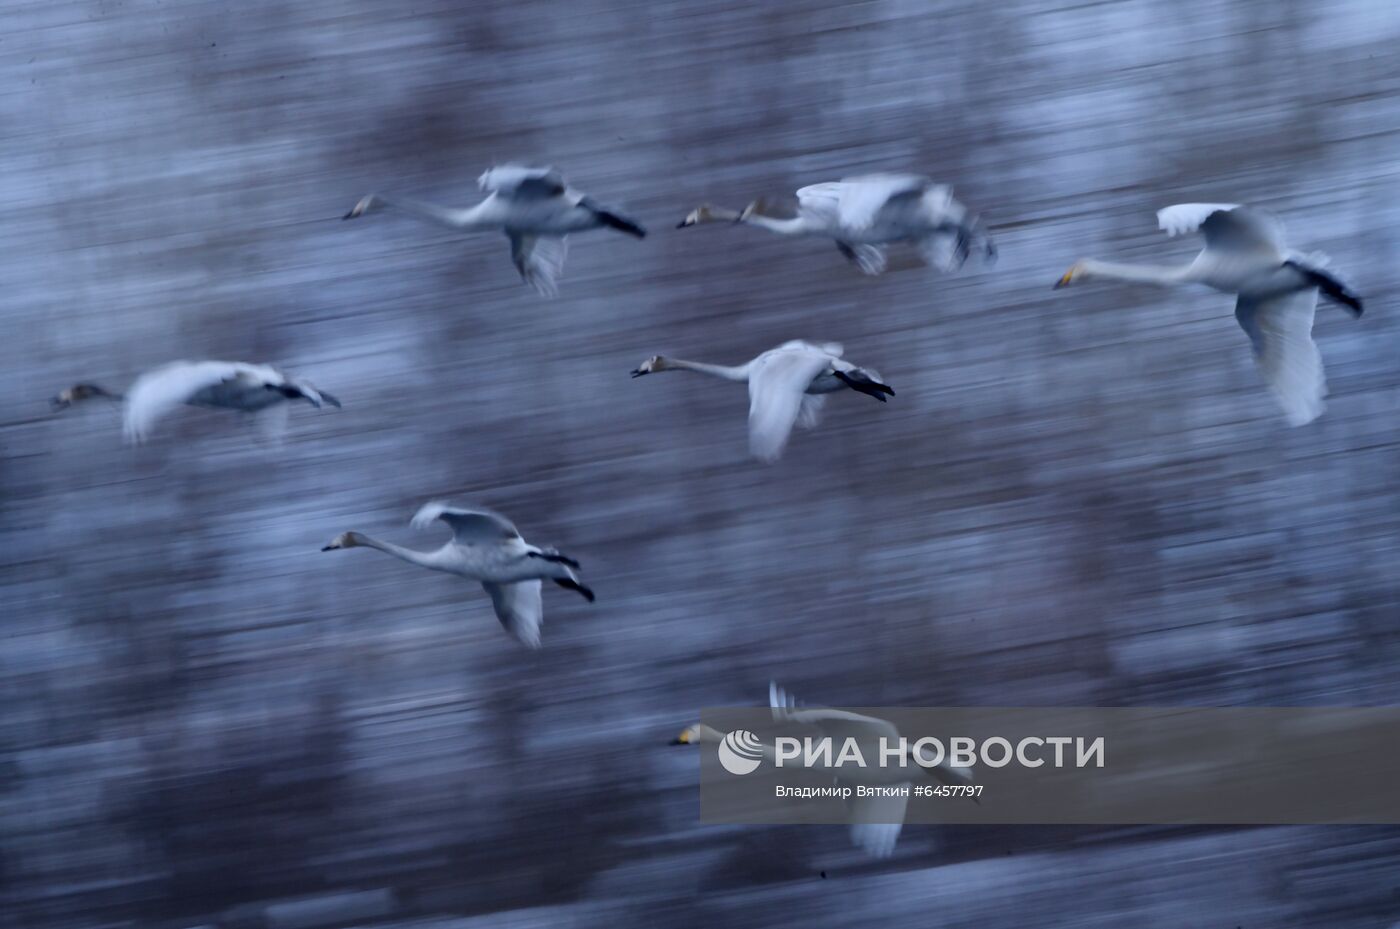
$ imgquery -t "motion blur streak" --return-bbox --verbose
[3,1,1399,927]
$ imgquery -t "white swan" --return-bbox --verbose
[320,501,593,650]
[344,164,647,297]
[671,682,975,859]
[677,173,994,275]
[51,360,340,444]
[1055,203,1364,426]
[630,340,893,462]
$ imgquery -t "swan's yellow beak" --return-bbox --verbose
[670,727,694,745]
[1054,267,1077,289]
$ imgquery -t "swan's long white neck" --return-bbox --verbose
[374,196,494,231]
[742,214,813,236]
[75,385,125,402]
[353,534,451,571]
[1078,258,1195,286]
[663,358,751,382]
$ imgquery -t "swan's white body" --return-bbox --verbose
[345,164,646,297]
[630,340,894,462]
[1057,203,1363,426]
[53,360,339,444]
[679,173,993,275]
[767,682,974,859]
[321,502,593,649]
[672,683,974,859]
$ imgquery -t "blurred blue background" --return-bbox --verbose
[3,0,1400,926]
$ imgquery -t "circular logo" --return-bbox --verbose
[718,729,765,775]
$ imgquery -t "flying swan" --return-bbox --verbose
[344,164,646,297]
[51,360,340,443]
[1055,203,1363,426]
[321,501,594,649]
[630,340,893,462]
[671,682,975,859]
[677,173,994,275]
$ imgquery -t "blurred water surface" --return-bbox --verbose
[3,0,1400,926]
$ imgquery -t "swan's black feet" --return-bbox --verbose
[1284,259,1364,317]
[835,370,896,402]
[529,548,581,569]
[953,231,971,267]
[583,199,647,238]
[554,577,596,602]
[600,211,647,238]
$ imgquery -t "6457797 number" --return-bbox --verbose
[914,784,983,799]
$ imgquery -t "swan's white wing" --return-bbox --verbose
[508,233,569,298]
[1157,203,1241,237]
[122,360,250,443]
[1235,289,1326,426]
[848,789,908,859]
[841,242,888,275]
[747,347,832,462]
[797,394,826,430]
[1158,203,1284,256]
[794,182,843,223]
[770,680,910,858]
[482,580,544,649]
[916,233,964,272]
[835,174,932,230]
[773,339,842,356]
[793,708,902,747]
[769,679,798,719]
[916,182,956,216]
[412,501,520,543]
[478,165,567,199]
[769,682,901,745]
